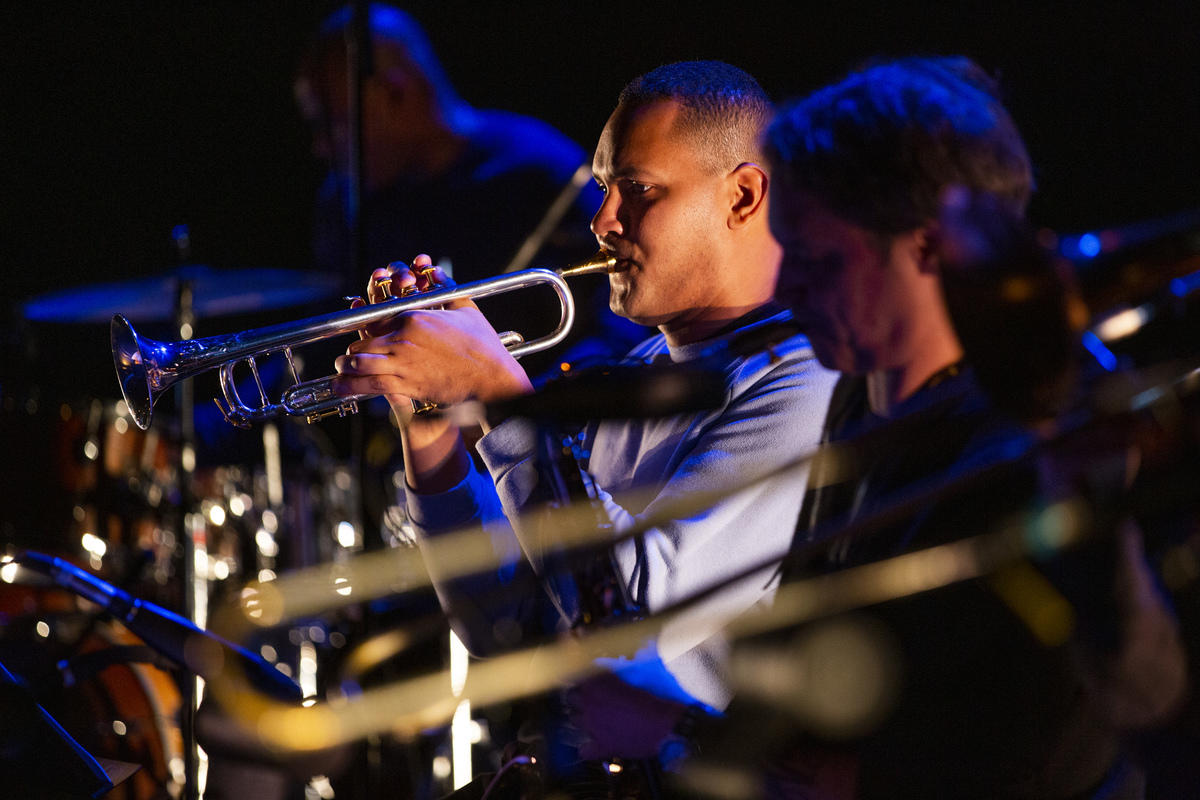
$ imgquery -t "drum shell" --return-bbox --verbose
[0,601,183,800]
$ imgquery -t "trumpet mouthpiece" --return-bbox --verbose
[558,251,619,278]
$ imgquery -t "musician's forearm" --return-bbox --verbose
[476,363,535,405]
[402,419,472,493]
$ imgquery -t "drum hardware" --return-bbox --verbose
[22,264,343,325]
[0,603,185,800]
[56,399,181,599]
[0,652,144,798]
[15,551,304,705]
[109,251,620,430]
[14,250,363,799]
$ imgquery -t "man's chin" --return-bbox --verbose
[610,289,681,328]
[611,299,660,328]
[609,289,636,321]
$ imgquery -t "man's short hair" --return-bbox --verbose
[619,60,774,173]
[765,56,1034,237]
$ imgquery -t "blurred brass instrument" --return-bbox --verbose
[203,469,1090,753]
[110,251,618,430]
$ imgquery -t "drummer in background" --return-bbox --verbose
[294,3,646,380]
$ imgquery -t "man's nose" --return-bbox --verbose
[590,190,622,242]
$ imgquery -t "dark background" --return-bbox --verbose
[2,7,1197,792]
[3,0,1199,378]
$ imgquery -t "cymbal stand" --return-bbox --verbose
[344,5,382,796]
[174,273,202,800]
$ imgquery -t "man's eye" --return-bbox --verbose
[623,180,651,196]
[594,180,608,195]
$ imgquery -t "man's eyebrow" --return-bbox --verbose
[611,166,665,182]
[594,162,666,185]
[593,165,632,179]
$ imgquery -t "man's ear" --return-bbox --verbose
[727,162,769,229]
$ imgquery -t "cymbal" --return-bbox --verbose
[23,265,343,324]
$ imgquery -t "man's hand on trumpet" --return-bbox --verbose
[333,254,535,493]
[333,253,535,412]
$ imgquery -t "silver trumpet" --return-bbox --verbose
[111,252,619,430]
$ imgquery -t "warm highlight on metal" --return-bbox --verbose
[111,251,619,429]
[204,495,1088,753]
[197,428,1090,754]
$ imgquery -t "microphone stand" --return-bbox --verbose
[16,551,304,703]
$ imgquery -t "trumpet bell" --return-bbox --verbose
[112,313,155,431]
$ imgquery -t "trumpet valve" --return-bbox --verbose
[409,399,441,416]
[306,400,359,424]
[381,265,439,300]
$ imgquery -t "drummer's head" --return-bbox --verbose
[294,4,468,189]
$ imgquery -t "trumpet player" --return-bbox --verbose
[333,59,837,754]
